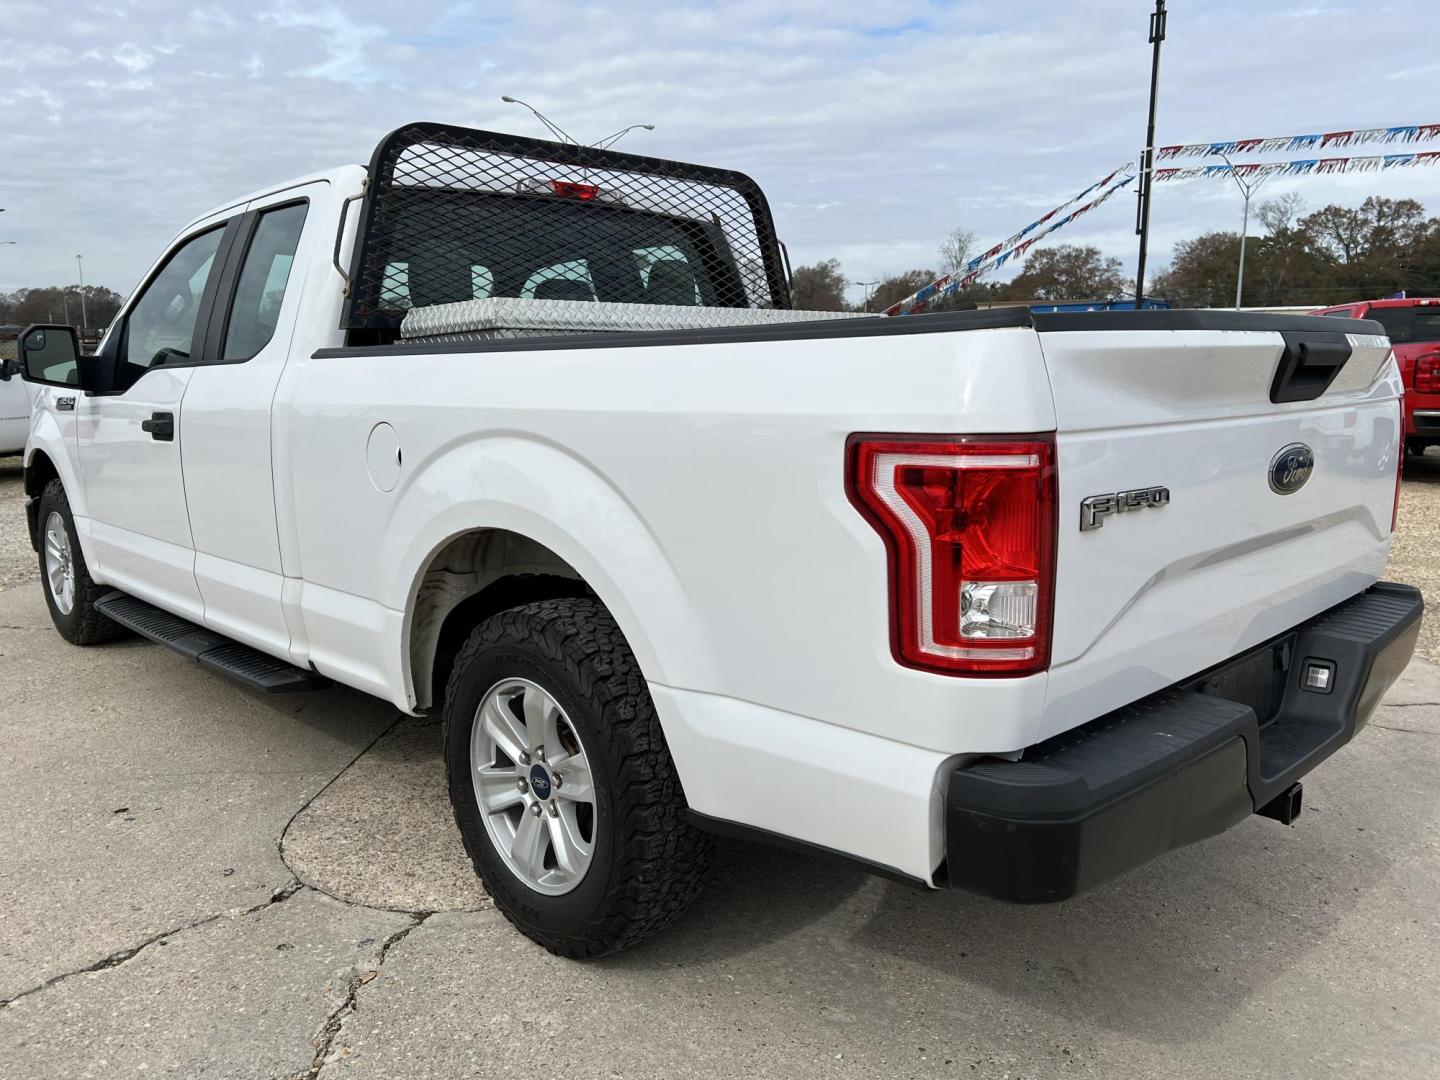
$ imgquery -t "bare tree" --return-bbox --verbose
[939,227,976,276]
[1258,191,1305,236]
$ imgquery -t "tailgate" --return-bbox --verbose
[1033,316,1400,742]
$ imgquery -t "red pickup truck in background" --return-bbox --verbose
[1311,297,1440,458]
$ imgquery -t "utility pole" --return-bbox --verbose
[852,280,879,313]
[1133,0,1166,308]
[76,254,88,329]
[1215,153,1267,309]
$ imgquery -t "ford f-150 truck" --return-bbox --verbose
[1311,297,1440,458]
[15,125,1422,957]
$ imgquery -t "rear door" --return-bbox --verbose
[180,185,319,657]
[1033,315,1400,740]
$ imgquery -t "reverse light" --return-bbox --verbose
[847,435,1057,676]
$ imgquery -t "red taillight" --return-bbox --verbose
[1393,427,1405,533]
[847,434,1057,676]
[550,180,600,201]
[1414,353,1440,393]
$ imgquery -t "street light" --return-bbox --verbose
[76,254,88,329]
[852,280,879,313]
[1214,151,1268,310]
[593,123,655,151]
[499,96,577,144]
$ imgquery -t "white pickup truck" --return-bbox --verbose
[15,124,1422,957]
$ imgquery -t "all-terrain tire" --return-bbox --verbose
[35,480,127,645]
[443,597,712,957]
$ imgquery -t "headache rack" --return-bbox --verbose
[341,123,794,344]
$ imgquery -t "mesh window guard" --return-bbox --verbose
[342,123,791,333]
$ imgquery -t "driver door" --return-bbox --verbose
[77,216,238,620]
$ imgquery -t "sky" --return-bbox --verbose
[3,0,1439,306]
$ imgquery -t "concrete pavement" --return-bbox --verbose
[0,568,1437,1078]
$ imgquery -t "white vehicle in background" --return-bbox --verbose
[0,346,35,454]
[13,124,1423,957]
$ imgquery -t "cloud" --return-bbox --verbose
[112,43,154,73]
[3,0,1439,305]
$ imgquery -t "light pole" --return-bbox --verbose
[853,280,878,313]
[1133,0,1166,307]
[76,254,88,329]
[594,123,655,151]
[1215,152,1268,310]
[499,96,578,144]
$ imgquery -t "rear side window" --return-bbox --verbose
[1366,307,1440,345]
[222,203,309,361]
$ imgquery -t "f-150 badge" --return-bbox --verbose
[1080,486,1170,532]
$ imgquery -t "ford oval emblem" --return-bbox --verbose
[1269,443,1314,495]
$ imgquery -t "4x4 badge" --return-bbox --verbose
[1080,486,1170,532]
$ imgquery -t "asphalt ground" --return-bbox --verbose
[1,451,1437,1079]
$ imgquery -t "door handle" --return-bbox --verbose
[141,411,175,441]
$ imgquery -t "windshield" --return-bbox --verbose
[1366,307,1440,345]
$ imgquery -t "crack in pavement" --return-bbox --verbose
[0,707,414,1010]
[0,876,305,1009]
[298,912,434,1079]
[3,702,460,1080]
[1370,722,1436,736]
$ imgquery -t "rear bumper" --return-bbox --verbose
[944,581,1423,902]
[1409,408,1440,437]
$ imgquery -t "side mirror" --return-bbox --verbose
[19,324,85,389]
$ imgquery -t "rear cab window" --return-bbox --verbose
[373,190,742,315]
[1365,306,1440,345]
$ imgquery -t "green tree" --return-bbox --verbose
[868,269,940,313]
[789,258,848,311]
[998,244,1127,301]
[0,285,124,330]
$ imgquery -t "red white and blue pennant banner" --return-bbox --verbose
[884,165,1135,316]
[1153,151,1440,182]
[1157,124,1440,160]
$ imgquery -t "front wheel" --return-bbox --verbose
[443,597,712,957]
[35,480,126,645]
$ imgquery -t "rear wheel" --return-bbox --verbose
[443,597,711,957]
[36,480,126,645]
[1406,439,1426,457]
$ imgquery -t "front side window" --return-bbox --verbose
[222,203,309,361]
[118,226,225,391]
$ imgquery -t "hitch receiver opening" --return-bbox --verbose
[1257,781,1304,825]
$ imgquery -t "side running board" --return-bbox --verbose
[95,591,330,694]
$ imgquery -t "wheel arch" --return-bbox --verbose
[383,435,712,713]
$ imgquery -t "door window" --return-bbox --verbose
[117,226,225,391]
[222,203,310,361]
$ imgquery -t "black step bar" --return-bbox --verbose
[96,591,330,694]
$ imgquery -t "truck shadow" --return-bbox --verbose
[1402,448,1440,485]
[610,760,1424,1047]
